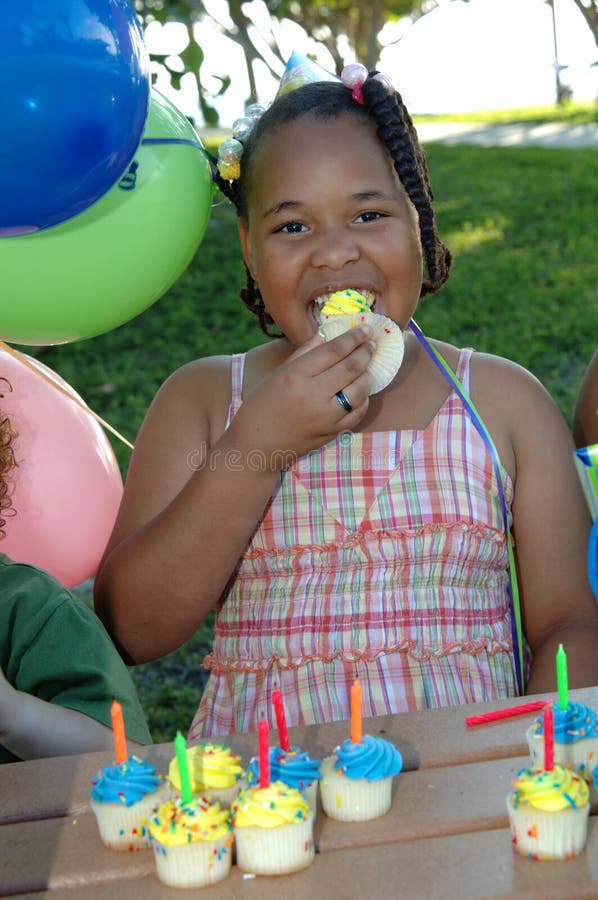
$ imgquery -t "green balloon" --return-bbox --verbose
[0,90,214,345]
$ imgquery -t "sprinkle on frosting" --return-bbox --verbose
[319,289,373,317]
[168,743,244,792]
[90,756,163,807]
[148,796,232,847]
[231,781,310,828]
[509,764,589,812]
[333,735,403,782]
[246,746,321,791]
[530,702,598,744]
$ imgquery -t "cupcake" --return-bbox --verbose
[246,746,321,815]
[148,795,233,888]
[231,782,314,875]
[526,701,598,783]
[316,289,404,394]
[168,742,244,806]
[89,756,169,851]
[506,764,590,860]
[320,734,403,822]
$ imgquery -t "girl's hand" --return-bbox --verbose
[229,325,375,466]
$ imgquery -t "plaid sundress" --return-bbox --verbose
[188,345,519,740]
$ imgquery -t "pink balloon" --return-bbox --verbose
[0,348,123,587]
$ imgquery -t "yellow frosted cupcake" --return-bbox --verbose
[148,795,233,888]
[316,289,404,394]
[231,781,314,875]
[168,742,244,806]
[506,764,589,860]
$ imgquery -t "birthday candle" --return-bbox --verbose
[258,719,270,788]
[350,677,362,744]
[544,703,554,771]
[174,731,193,804]
[272,689,291,752]
[465,700,547,727]
[556,643,568,711]
[110,699,127,764]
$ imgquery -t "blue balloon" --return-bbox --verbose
[0,1,150,236]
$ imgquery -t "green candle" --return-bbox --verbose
[174,730,193,805]
[556,643,568,711]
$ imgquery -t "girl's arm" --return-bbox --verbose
[573,348,598,448]
[94,329,375,664]
[474,354,598,693]
[0,667,145,760]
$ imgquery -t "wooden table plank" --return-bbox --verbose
[3,755,596,896]
[4,822,598,899]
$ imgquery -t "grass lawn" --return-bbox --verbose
[20,129,598,742]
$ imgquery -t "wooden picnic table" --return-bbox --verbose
[2,686,597,898]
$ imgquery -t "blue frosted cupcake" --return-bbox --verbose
[527,702,598,783]
[246,746,321,814]
[320,735,402,821]
[90,756,169,850]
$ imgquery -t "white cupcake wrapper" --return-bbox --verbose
[234,819,314,875]
[89,785,170,850]
[319,756,393,822]
[506,796,589,860]
[526,726,598,783]
[319,313,404,394]
[152,837,232,887]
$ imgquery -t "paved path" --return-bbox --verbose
[415,120,598,148]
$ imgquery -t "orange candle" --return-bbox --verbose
[350,677,362,744]
[111,699,127,764]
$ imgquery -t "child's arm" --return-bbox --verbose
[0,667,145,760]
[474,353,598,693]
[95,328,375,664]
[573,349,598,448]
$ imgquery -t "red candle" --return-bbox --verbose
[544,703,554,771]
[272,689,291,752]
[465,700,547,727]
[350,677,362,744]
[258,719,270,788]
[111,699,127,764]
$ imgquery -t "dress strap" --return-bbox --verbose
[408,320,525,695]
[225,353,246,429]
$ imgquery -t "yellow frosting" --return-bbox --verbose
[231,781,310,829]
[169,743,244,792]
[321,289,372,316]
[510,764,589,812]
[148,796,232,847]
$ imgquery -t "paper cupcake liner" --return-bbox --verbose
[90,785,170,850]
[319,756,393,821]
[506,796,589,860]
[526,727,598,783]
[319,313,404,394]
[152,836,232,888]
[234,818,314,875]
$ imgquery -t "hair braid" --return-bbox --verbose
[0,383,17,539]
[362,76,451,295]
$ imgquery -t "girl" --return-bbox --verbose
[94,63,598,738]
[574,348,598,447]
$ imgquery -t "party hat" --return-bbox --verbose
[276,51,340,97]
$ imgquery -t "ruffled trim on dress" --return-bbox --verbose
[202,633,514,674]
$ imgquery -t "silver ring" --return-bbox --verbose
[335,389,353,413]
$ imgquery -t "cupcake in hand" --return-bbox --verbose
[316,289,404,394]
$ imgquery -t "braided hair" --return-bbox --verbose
[214,77,452,337]
[0,385,17,539]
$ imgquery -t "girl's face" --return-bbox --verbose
[239,114,423,348]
